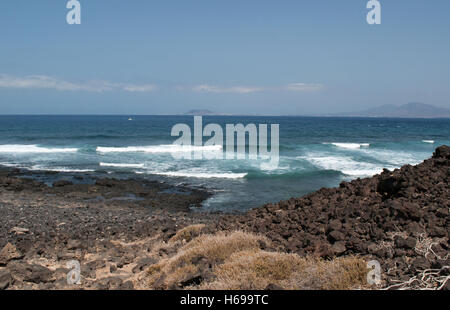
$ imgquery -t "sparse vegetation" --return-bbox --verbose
[199,250,368,290]
[168,224,206,243]
[147,230,369,290]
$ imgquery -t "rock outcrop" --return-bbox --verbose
[218,146,450,286]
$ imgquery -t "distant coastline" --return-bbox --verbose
[181,103,450,118]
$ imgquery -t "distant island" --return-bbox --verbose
[184,109,217,116]
[331,103,450,118]
[184,109,232,116]
[183,103,450,118]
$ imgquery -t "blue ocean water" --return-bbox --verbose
[0,115,449,212]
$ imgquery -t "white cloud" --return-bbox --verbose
[190,84,265,94]
[122,84,158,92]
[185,83,324,94]
[282,83,324,92]
[0,74,323,95]
[0,74,157,93]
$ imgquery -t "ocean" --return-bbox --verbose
[0,115,449,212]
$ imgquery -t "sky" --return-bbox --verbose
[0,0,449,115]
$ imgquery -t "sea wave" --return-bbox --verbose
[96,144,223,153]
[0,162,20,167]
[29,165,95,173]
[99,162,145,168]
[325,143,371,149]
[358,149,423,167]
[148,170,247,179]
[0,144,78,153]
[422,140,435,144]
[302,154,385,177]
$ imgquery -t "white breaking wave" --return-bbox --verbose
[0,162,20,167]
[302,154,386,177]
[29,166,94,173]
[1,163,93,173]
[0,144,78,153]
[326,143,371,149]
[99,162,145,168]
[47,168,95,173]
[422,140,435,144]
[96,144,223,154]
[148,170,247,179]
[358,149,423,167]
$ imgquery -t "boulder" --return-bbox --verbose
[0,269,12,290]
[433,145,450,159]
[331,241,347,255]
[53,180,73,187]
[8,262,53,284]
[0,243,23,265]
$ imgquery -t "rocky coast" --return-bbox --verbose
[0,146,449,290]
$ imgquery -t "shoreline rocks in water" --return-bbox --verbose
[0,146,448,290]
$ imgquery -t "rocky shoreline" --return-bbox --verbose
[0,146,449,290]
[0,169,216,289]
[217,145,450,289]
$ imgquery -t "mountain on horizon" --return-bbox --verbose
[334,103,450,118]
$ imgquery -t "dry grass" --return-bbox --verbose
[199,251,367,290]
[147,230,368,290]
[148,231,268,288]
[168,224,206,243]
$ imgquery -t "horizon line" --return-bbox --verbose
[0,113,449,119]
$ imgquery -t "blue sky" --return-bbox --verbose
[0,0,449,115]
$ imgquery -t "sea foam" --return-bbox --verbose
[327,143,371,149]
[96,144,223,153]
[99,162,145,168]
[303,154,385,177]
[148,170,247,179]
[0,144,78,153]
[29,165,94,173]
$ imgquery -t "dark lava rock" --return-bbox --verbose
[327,219,343,232]
[377,174,405,199]
[8,262,53,284]
[434,145,450,159]
[53,180,73,187]
[119,280,135,290]
[66,239,83,250]
[394,236,416,249]
[82,260,106,279]
[132,257,157,274]
[0,243,23,266]
[331,241,347,255]
[0,269,13,290]
[217,145,450,285]
[93,277,123,290]
[410,257,431,272]
[327,230,346,243]
[109,265,117,273]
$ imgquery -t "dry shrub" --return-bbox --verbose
[147,230,368,290]
[199,251,368,290]
[148,231,269,288]
[384,266,449,290]
[169,224,206,243]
